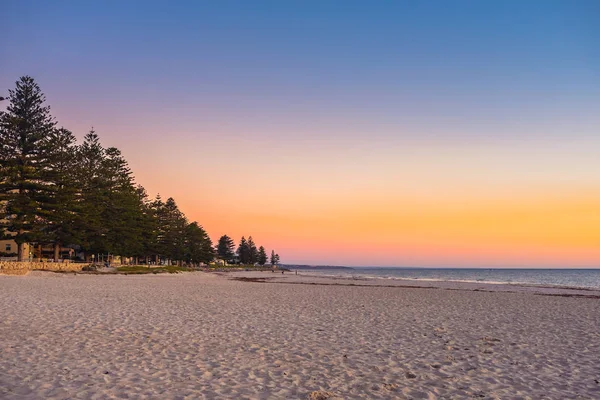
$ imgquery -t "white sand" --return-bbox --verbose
[1,271,599,399]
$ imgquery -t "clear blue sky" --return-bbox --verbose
[3,0,598,141]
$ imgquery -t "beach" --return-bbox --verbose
[1,271,599,399]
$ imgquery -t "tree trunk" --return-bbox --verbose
[17,242,24,262]
[53,243,60,262]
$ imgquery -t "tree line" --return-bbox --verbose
[216,235,279,266]
[0,76,280,267]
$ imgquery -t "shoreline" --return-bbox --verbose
[11,268,600,298]
[223,270,600,299]
[295,271,600,292]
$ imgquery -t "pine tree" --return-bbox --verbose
[257,246,267,266]
[0,76,57,260]
[150,194,166,262]
[270,250,276,266]
[216,235,235,264]
[184,222,214,266]
[247,236,258,265]
[74,130,110,260]
[101,147,146,258]
[200,228,215,265]
[237,236,250,264]
[133,185,158,264]
[43,127,79,260]
[154,197,187,265]
[74,131,148,262]
[106,184,147,258]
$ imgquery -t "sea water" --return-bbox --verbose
[296,267,600,290]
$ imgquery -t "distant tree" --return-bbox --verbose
[0,76,57,260]
[247,236,258,265]
[198,226,215,264]
[184,222,213,265]
[270,250,277,266]
[237,236,250,264]
[257,246,267,266]
[161,197,187,265]
[217,235,235,264]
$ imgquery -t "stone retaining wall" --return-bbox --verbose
[0,261,83,275]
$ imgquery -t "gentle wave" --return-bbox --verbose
[292,268,600,290]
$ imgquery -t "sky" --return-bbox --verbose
[1,1,599,267]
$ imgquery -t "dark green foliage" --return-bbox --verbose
[102,148,150,258]
[74,130,110,257]
[184,222,214,265]
[152,196,188,264]
[132,185,159,259]
[257,246,267,266]
[237,236,251,264]
[0,76,57,260]
[43,127,79,258]
[73,133,147,259]
[216,235,236,263]
[247,236,258,264]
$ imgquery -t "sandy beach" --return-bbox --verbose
[1,271,599,399]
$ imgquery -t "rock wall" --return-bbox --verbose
[0,261,83,275]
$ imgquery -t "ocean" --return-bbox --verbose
[294,267,600,290]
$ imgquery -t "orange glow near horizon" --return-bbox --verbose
[179,190,600,267]
[36,97,600,268]
[102,134,600,268]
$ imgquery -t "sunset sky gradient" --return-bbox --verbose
[2,1,599,267]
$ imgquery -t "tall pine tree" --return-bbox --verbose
[101,147,146,258]
[257,246,267,266]
[74,130,112,260]
[184,222,214,266]
[247,236,258,265]
[44,127,79,260]
[216,235,235,264]
[153,197,187,265]
[0,76,57,260]
[237,236,250,264]
[132,185,158,264]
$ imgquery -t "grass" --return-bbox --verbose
[116,265,191,274]
[208,264,275,269]
[207,264,289,272]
